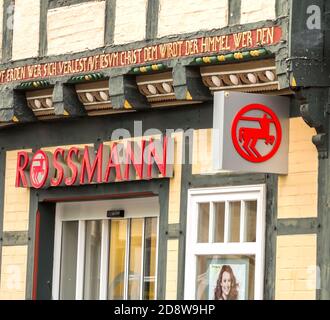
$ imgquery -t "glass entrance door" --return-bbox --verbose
[108,217,157,300]
[52,197,159,300]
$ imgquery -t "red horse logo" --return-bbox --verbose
[231,104,282,163]
[31,158,46,185]
[238,114,275,159]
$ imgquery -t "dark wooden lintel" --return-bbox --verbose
[1,231,29,246]
[277,218,318,235]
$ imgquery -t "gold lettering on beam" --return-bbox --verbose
[0,26,281,84]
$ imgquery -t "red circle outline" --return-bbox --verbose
[30,150,49,189]
[231,104,282,163]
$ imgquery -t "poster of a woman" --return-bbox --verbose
[214,265,239,300]
[208,260,249,300]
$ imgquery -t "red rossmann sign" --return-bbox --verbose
[15,137,174,189]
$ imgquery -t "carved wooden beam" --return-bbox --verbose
[26,88,55,120]
[200,59,281,93]
[75,80,113,116]
[136,64,211,108]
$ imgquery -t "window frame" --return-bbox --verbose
[184,185,266,300]
[52,197,160,300]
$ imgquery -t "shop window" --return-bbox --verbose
[52,198,159,300]
[184,185,266,300]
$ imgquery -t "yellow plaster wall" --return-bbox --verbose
[3,150,31,232]
[278,117,318,218]
[168,132,183,225]
[1,151,31,300]
[275,234,317,300]
[165,132,183,299]
[165,239,179,300]
[192,129,214,175]
[0,246,28,300]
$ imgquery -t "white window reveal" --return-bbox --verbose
[52,197,159,300]
[184,185,266,300]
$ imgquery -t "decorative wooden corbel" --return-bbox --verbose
[53,82,86,117]
[298,88,329,159]
[172,62,211,102]
[0,85,36,124]
[109,73,149,111]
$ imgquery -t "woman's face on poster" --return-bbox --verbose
[221,271,232,297]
